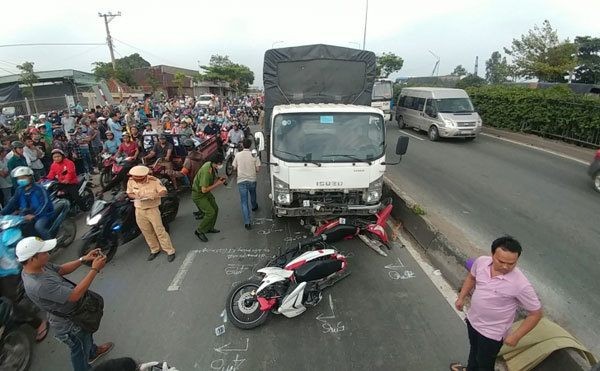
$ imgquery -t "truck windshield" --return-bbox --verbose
[435,98,474,113]
[372,81,393,100]
[273,113,385,163]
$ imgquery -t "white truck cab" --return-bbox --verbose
[260,44,409,218]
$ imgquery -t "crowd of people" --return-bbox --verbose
[0,93,266,371]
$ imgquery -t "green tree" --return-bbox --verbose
[198,54,255,94]
[376,53,404,78]
[173,72,186,97]
[485,51,511,84]
[456,74,486,89]
[574,36,600,84]
[504,20,577,82]
[451,65,468,77]
[17,61,39,113]
[92,53,151,87]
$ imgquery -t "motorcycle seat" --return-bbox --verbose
[294,259,343,283]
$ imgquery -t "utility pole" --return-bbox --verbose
[362,0,369,50]
[98,11,121,70]
[474,56,479,77]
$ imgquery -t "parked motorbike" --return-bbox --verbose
[99,154,136,191]
[0,297,33,371]
[226,226,357,329]
[79,179,180,263]
[41,176,94,214]
[224,142,239,176]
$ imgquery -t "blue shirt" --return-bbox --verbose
[108,119,123,141]
[103,139,120,154]
[1,183,54,219]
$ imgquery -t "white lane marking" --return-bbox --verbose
[167,250,198,291]
[388,223,465,320]
[399,129,425,141]
[480,133,589,166]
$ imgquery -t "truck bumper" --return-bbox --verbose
[274,203,381,217]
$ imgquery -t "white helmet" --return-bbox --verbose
[11,166,34,178]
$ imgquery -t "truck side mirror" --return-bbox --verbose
[254,132,265,152]
[396,136,409,155]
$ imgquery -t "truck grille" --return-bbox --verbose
[292,190,364,206]
[457,122,476,127]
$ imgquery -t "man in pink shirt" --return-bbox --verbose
[451,236,543,371]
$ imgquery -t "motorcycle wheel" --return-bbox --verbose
[56,218,77,248]
[79,234,118,266]
[100,172,111,189]
[0,325,33,371]
[80,187,95,212]
[160,197,179,225]
[226,279,270,330]
[225,157,234,176]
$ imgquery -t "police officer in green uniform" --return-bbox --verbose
[192,152,226,242]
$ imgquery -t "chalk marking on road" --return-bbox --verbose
[215,325,226,336]
[392,231,465,319]
[167,250,198,291]
[384,258,405,270]
[214,338,249,354]
[399,129,425,141]
[220,309,227,323]
[480,133,589,165]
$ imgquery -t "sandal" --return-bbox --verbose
[449,362,467,371]
[35,320,49,342]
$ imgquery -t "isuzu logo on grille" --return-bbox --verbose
[316,181,343,187]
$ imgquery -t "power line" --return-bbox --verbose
[0,43,104,48]
[0,66,17,75]
[112,38,181,67]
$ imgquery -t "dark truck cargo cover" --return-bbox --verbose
[263,44,377,131]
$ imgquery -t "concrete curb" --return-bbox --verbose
[382,178,594,371]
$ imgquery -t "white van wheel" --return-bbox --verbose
[428,126,440,141]
[397,116,406,129]
[593,172,600,193]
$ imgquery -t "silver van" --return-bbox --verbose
[395,87,482,141]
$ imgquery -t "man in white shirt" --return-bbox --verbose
[232,138,260,230]
[107,112,123,141]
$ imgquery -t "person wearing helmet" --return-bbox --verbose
[179,118,194,140]
[102,131,120,155]
[46,149,87,211]
[7,141,28,173]
[1,166,54,239]
[142,122,157,152]
[126,165,176,262]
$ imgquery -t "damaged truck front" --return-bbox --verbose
[257,44,408,218]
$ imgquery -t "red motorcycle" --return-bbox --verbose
[312,199,394,256]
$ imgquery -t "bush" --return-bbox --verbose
[466,85,600,146]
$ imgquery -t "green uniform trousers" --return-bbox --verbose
[193,192,219,233]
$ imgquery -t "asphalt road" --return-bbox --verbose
[385,125,600,356]
[31,170,468,370]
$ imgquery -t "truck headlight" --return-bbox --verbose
[273,177,291,205]
[476,119,482,126]
[364,176,383,204]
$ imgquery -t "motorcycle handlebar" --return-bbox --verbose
[297,234,327,249]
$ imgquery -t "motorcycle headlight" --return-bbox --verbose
[364,176,383,204]
[86,213,103,226]
[273,177,291,205]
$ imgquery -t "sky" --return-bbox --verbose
[1,0,599,87]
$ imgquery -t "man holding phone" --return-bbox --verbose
[192,152,226,242]
[18,238,113,371]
